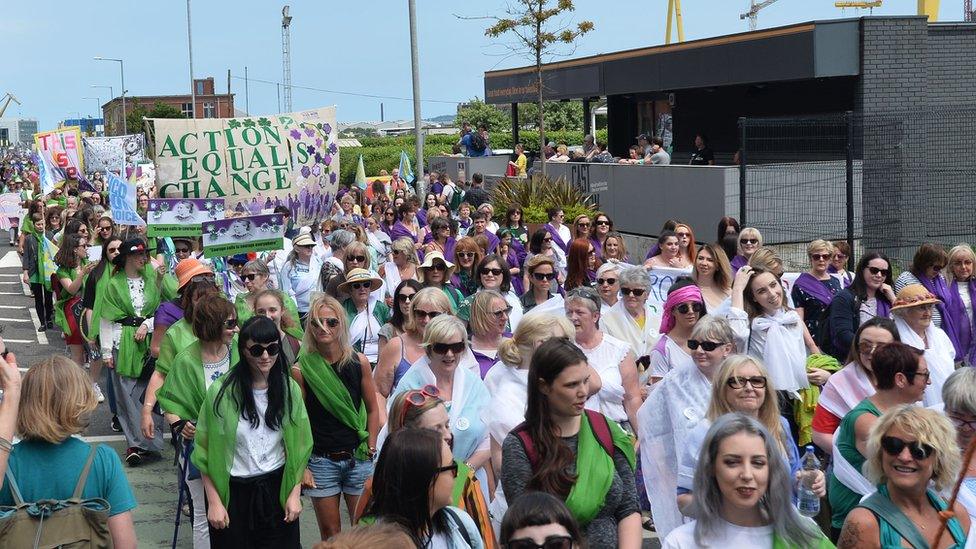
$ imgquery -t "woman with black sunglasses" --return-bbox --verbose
[823,252,897,362]
[457,254,523,330]
[500,492,583,549]
[154,297,239,549]
[236,259,303,339]
[828,342,932,539]
[366,428,484,548]
[292,293,380,541]
[838,405,969,549]
[521,256,559,313]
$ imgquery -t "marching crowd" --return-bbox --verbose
[1,152,976,549]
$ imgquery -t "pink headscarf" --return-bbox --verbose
[659,284,705,334]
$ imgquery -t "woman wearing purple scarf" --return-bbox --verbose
[791,240,842,352]
[729,227,762,271]
[542,207,571,254]
[894,243,961,357]
[389,202,421,250]
[823,252,897,362]
[946,244,976,364]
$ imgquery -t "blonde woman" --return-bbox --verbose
[946,243,976,365]
[731,227,763,271]
[792,239,841,341]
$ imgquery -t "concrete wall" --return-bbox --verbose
[428,155,509,185]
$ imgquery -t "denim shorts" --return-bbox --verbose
[304,454,374,498]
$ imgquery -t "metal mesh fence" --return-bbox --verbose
[740,109,976,270]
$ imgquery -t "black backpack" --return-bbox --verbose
[469,132,487,153]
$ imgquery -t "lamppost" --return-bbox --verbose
[186,0,196,118]
[94,57,126,134]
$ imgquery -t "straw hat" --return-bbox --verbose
[338,268,383,293]
[418,250,456,280]
[292,226,315,247]
[174,258,213,290]
[891,284,941,311]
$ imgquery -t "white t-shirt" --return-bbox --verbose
[663,518,773,549]
[202,348,231,390]
[231,387,286,478]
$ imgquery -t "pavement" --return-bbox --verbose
[0,238,661,548]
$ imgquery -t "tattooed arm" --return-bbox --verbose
[837,507,880,549]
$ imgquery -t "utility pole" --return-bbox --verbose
[187,0,196,118]
[408,0,424,193]
[282,6,293,112]
[245,66,250,116]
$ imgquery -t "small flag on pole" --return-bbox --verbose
[354,154,367,190]
[398,150,414,186]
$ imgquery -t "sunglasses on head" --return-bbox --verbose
[687,339,722,351]
[597,277,617,286]
[413,309,441,320]
[867,266,890,276]
[348,255,367,263]
[400,384,441,424]
[313,317,341,329]
[246,342,280,357]
[480,267,503,276]
[621,287,645,297]
[726,375,767,389]
[740,238,759,245]
[507,536,575,549]
[532,271,556,281]
[881,436,934,460]
[431,341,465,355]
[676,302,705,314]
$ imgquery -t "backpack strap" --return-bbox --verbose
[584,409,616,458]
[858,491,930,549]
[443,506,474,547]
[4,468,24,506]
[71,444,99,500]
[512,422,540,470]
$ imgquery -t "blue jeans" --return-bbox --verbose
[303,454,373,498]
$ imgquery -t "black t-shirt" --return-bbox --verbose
[689,147,715,165]
[305,357,363,455]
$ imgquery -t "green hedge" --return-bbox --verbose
[337,129,609,184]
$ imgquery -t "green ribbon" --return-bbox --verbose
[565,413,636,526]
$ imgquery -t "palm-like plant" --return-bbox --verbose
[490,174,597,223]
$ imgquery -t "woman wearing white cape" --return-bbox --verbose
[600,266,662,379]
[637,315,735,539]
[891,284,955,407]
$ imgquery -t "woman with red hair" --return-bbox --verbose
[674,223,697,268]
[565,238,601,292]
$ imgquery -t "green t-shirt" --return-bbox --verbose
[828,398,881,528]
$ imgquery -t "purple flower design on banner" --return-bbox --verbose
[328,143,338,154]
[323,123,332,134]
[312,165,321,177]
[323,154,332,166]
[315,138,323,147]
[301,165,311,178]
[314,153,322,164]
[304,127,315,137]
[307,145,316,155]
[330,172,337,183]
[290,129,301,140]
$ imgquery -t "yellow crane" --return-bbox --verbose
[0,93,20,118]
[834,0,941,20]
[665,0,684,44]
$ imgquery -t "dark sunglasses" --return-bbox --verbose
[348,255,367,263]
[480,267,503,276]
[457,252,476,259]
[881,436,934,460]
[507,536,575,549]
[413,309,441,320]
[435,461,459,479]
[392,249,403,256]
[726,375,767,389]
[429,264,447,272]
[532,272,557,281]
[595,220,611,226]
[688,339,722,352]
[577,222,590,227]
[676,302,705,314]
[740,238,759,245]
[350,282,372,290]
[542,237,553,243]
[98,225,113,232]
[175,247,190,254]
[313,317,341,329]
[597,278,617,286]
[223,318,238,329]
[397,293,415,303]
[621,287,645,297]
[247,342,281,357]
[867,266,890,276]
[431,341,465,355]
[810,253,831,261]
[492,306,513,319]
[243,273,264,282]
[107,247,120,254]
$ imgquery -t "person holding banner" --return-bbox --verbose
[53,233,97,369]
[643,232,691,270]
[692,242,733,313]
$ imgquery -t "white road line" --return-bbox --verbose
[0,274,21,278]
[26,307,48,345]
[0,291,27,296]
[0,281,22,285]
[0,318,31,322]
[0,305,26,309]
[4,338,39,344]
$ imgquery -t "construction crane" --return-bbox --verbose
[834,0,941,21]
[0,93,20,117]
[281,5,293,112]
[665,0,684,44]
[740,0,781,30]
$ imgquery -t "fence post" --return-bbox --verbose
[845,110,855,270]
[738,117,747,227]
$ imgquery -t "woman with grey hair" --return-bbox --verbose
[663,413,828,548]
[601,266,661,377]
[595,262,620,315]
[943,366,976,524]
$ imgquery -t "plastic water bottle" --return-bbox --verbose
[797,445,821,517]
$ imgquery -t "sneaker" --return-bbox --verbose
[37,325,46,332]
[124,447,143,467]
[93,383,104,403]
[46,320,54,330]
[110,415,122,432]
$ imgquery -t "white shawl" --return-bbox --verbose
[895,316,953,408]
[600,299,661,360]
[752,310,809,396]
[818,363,875,421]
[349,299,383,362]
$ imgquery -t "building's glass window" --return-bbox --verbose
[203,102,215,118]
[195,81,205,95]
[181,102,193,117]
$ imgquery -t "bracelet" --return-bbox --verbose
[0,437,12,453]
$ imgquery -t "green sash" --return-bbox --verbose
[565,413,637,526]
[157,339,239,420]
[297,350,370,460]
[190,375,312,508]
[156,319,195,376]
[84,265,113,341]
[772,533,836,549]
[96,265,164,379]
[53,265,81,334]
[451,460,472,506]
[235,292,304,340]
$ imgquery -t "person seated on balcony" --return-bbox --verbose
[648,137,671,165]
[590,142,615,163]
[549,145,570,163]
[618,145,645,165]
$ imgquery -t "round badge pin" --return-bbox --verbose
[456,417,470,431]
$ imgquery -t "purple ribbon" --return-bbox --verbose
[793,273,837,307]
[917,273,963,360]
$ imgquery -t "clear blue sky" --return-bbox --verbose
[2,0,961,130]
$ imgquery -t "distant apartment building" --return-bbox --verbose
[101,77,235,135]
[0,118,39,147]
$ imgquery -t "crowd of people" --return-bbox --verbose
[0,152,976,549]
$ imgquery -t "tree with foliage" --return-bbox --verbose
[517,100,583,132]
[128,101,184,136]
[484,0,593,175]
[454,98,512,133]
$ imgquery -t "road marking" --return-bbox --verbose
[0,305,26,309]
[0,251,20,269]
[0,274,21,278]
[0,318,31,322]
[0,291,27,295]
[26,307,48,345]
[4,338,40,344]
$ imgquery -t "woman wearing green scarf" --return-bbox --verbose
[502,338,641,549]
[251,290,303,366]
[192,315,311,548]
[236,259,303,340]
[291,293,380,541]
[89,238,170,467]
[155,297,239,549]
[53,233,97,368]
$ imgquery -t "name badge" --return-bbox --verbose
[456,417,470,431]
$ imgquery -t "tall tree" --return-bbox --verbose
[484,0,593,175]
[455,98,512,134]
[518,100,583,131]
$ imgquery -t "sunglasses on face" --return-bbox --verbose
[413,309,441,320]
[175,247,190,254]
[242,273,261,282]
[435,461,459,479]
[597,278,617,286]
[480,267,503,276]
[675,232,690,238]
[348,255,367,263]
[740,238,759,245]
[507,536,575,549]
[223,318,238,329]
[675,302,705,314]
[492,306,513,319]
[107,247,120,254]
[457,252,475,259]
[350,282,371,290]
[858,341,882,355]
[532,271,556,281]
[881,435,934,460]
[313,317,341,330]
[98,225,112,232]
[726,375,767,389]
[688,339,722,352]
[429,263,447,272]
[397,292,415,303]
[431,341,465,355]
[247,342,281,357]
[621,287,645,297]
[595,220,611,227]
[543,237,553,243]
[810,253,831,261]
[867,266,890,276]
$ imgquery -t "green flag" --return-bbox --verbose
[354,154,367,190]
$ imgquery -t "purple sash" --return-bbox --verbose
[544,223,568,253]
[590,237,603,260]
[794,273,837,306]
[416,209,428,228]
[473,230,499,254]
[644,243,661,261]
[730,255,748,271]
[947,278,976,362]
[390,221,418,243]
[918,273,962,359]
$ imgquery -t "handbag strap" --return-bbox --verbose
[71,445,99,500]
